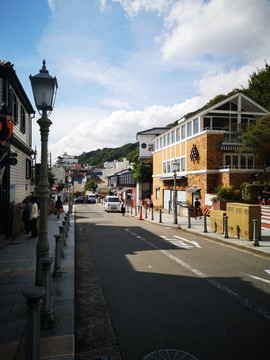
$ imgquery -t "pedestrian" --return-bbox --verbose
[148,199,153,212]
[55,196,63,219]
[29,197,38,238]
[121,200,126,216]
[22,197,32,233]
[194,198,202,219]
[137,198,142,212]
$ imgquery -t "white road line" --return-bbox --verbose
[247,274,270,284]
[265,270,270,275]
[125,228,270,321]
[174,235,201,248]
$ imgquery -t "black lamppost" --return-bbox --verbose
[172,159,179,225]
[30,60,58,286]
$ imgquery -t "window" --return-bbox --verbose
[167,161,171,173]
[224,154,254,169]
[187,122,192,137]
[160,137,163,148]
[157,138,159,149]
[181,125,186,139]
[181,157,186,171]
[156,188,160,200]
[176,128,180,141]
[193,118,199,134]
[167,133,171,145]
[232,155,238,169]
[20,106,26,133]
[26,159,31,179]
[203,117,211,129]
[9,90,18,124]
[172,130,175,143]
[163,162,167,173]
[225,155,231,167]
[163,135,167,147]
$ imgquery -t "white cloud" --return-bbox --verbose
[161,0,270,61]
[194,58,270,99]
[45,96,206,163]
[109,0,173,17]
[47,0,56,15]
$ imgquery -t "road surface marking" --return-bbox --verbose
[125,228,270,321]
[174,235,201,248]
[160,236,193,248]
[265,270,270,275]
[247,274,270,284]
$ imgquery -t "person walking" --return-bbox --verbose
[30,197,38,238]
[55,196,63,219]
[194,198,202,219]
[22,197,32,233]
[121,200,126,216]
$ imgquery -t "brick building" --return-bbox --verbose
[137,92,270,212]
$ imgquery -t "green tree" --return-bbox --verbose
[133,161,153,183]
[238,115,270,177]
[48,169,56,188]
[85,179,98,192]
[243,62,270,110]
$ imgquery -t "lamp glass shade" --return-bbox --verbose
[30,60,58,111]
[171,159,179,172]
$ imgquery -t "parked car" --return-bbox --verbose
[75,196,84,203]
[104,196,121,212]
[87,194,96,204]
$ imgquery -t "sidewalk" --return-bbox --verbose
[125,206,270,258]
[0,204,74,360]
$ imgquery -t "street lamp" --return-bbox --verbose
[68,176,73,214]
[30,60,58,286]
[171,159,179,225]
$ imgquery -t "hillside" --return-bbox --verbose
[78,142,139,167]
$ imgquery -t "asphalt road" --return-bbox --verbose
[75,203,270,360]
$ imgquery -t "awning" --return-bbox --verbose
[187,187,201,193]
[159,175,187,181]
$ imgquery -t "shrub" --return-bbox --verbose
[211,185,241,203]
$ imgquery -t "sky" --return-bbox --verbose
[1,0,270,163]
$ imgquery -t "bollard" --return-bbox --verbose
[223,216,229,238]
[253,219,259,246]
[58,225,65,256]
[203,213,208,233]
[159,209,162,223]
[188,208,191,229]
[151,206,154,220]
[64,215,69,234]
[68,199,73,214]
[131,205,133,215]
[62,220,67,245]
[40,257,53,327]
[53,234,62,278]
[66,212,70,227]
[23,286,45,360]
[135,206,137,216]
[145,207,147,219]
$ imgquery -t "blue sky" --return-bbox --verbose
[1,0,270,162]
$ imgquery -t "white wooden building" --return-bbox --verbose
[0,60,35,239]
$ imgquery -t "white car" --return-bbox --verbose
[87,194,96,204]
[104,196,121,212]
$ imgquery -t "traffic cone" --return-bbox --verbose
[139,209,143,220]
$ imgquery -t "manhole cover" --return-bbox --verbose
[143,349,199,360]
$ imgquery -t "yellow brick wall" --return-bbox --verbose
[153,151,163,174]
